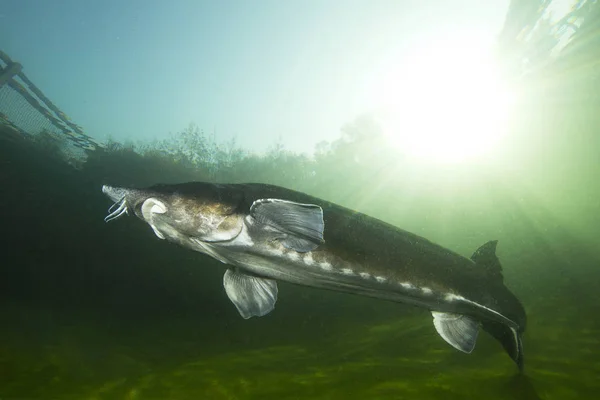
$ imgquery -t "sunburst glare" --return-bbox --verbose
[368,34,515,164]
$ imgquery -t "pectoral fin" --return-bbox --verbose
[250,198,324,252]
[432,311,480,353]
[223,269,278,319]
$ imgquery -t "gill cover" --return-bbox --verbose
[137,195,244,243]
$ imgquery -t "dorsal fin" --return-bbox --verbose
[471,240,503,280]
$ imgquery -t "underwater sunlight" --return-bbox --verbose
[3,1,600,398]
[370,34,514,164]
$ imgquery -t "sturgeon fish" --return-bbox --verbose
[102,182,526,369]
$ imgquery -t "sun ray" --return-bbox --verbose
[367,34,515,164]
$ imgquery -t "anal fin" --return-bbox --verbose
[432,311,480,353]
[223,269,278,319]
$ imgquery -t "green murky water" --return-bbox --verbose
[3,2,600,396]
[2,132,600,399]
[2,295,599,399]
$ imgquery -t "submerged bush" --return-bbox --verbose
[80,116,403,203]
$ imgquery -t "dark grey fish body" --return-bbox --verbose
[102,182,526,370]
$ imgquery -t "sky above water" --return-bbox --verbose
[0,0,509,154]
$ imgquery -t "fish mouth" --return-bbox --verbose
[102,185,129,222]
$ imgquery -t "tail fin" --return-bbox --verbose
[472,240,526,371]
[482,320,524,371]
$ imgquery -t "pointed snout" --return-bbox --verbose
[102,185,131,203]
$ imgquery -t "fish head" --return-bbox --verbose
[102,182,245,243]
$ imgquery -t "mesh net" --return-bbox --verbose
[0,51,103,165]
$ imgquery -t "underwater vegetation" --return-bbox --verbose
[3,0,600,398]
[2,105,600,399]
